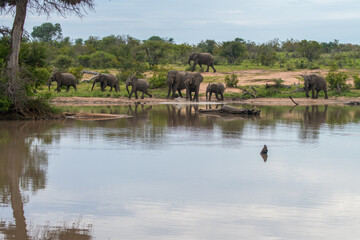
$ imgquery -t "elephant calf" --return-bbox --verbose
[302,74,328,99]
[206,83,225,101]
[48,72,77,92]
[126,75,152,99]
[91,73,120,92]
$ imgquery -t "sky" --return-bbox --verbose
[1,0,360,44]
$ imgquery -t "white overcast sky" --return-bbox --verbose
[1,0,360,44]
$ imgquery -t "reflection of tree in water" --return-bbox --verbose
[0,121,92,240]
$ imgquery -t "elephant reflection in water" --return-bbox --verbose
[126,103,152,127]
[166,104,200,127]
[0,121,92,240]
[301,105,328,139]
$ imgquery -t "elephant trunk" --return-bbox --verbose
[206,90,208,101]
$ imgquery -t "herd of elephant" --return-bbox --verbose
[48,52,330,101]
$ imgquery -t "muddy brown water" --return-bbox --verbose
[1,103,360,239]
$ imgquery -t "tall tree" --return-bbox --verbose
[0,0,94,109]
[31,22,63,42]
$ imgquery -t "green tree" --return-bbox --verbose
[142,36,171,67]
[0,0,94,112]
[298,40,322,62]
[259,43,277,66]
[197,39,218,54]
[219,38,246,64]
[31,22,62,42]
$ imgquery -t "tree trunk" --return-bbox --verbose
[6,0,28,85]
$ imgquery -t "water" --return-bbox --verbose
[1,104,360,239]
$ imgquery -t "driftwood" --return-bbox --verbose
[344,101,360,106]
[80,74,99,83]
[82,70,99,75]
[199,105,260,116]
[289,96,299,105]
[241,87,257,98]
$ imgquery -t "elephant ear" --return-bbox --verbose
[55,72,61,80]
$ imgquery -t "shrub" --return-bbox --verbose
[285,63,295,71]
[353,75,360,89]
[224,74,239,87]
[148,65,169,89]
[0,96,11,112]
[31,67,51,88]
[53,54,73,71]
[326,70,349,93]
[88,51,119,69]
[69,66,84,82]
[77,55,91,67]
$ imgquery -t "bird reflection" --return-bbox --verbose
[260,145,268,162]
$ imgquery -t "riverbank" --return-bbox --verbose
[51,96,360,106]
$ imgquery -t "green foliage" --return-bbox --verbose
[31,67,51,88]
[69,66,84,81]
[53,54,73,71]
[326,70,349,92]
[88,51,119,69]
[148,65,169,89]
[224,74,239,87]
[353,75,360,89]
[197,40,218,54]
[0,96,11,112]
[219,38,247,64]
[142,37,171,67]
[298,40,322,62]
[259,44,277,66]
[31,22,62,42]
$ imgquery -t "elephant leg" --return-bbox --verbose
[315,90,319,99]
[311,87,316,99]
[135,90,138,99]
[66,86,70,92]
[195,85,200,102]
[215,93,220,100]
[178,89,183,98]
[210,64,216,73]
[145,91,152,98]
[129,90,133,99]
[192,60,199,72]
[324,90,328,99]
[208,92,212,101]
[141,91,145,99]
[167,86,171,99]
[306,90,310,98]
[220,93,224,101]
[186,87,190,100]
[74,85,77,91]
[206,65,210,72]
[110,86,113,92]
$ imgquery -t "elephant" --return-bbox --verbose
[167,70,187,99]
[206,83,225,101]
[126,75,152,99]
[48,72,77,92]
[302,74,328,99]
[91,73,120,92]
[184,72,204,102]
[188,52,216,73]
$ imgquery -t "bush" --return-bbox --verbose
[326,70,349,93]
[31,67,51,88]
[0,96,11,112]
[148,65,169,89]
[89,51,119,69]
[53,54,73,71]
[69,66,84,81]
[224,74,239,87]
[78,55,91,67]
[353,75,360,89]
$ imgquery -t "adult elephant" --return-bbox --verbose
[167,70,187,99]
[188,53,216,73]
[126,75,152,99]
[206,83,225,101]
[302,74,328,99]
[48,72,77,92]
[184,72,203,102]
[91,73,120,92]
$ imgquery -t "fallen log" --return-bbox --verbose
[199,105,261,116]
[82,70,99,75]
[344,101,360,106]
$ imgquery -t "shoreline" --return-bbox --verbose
[51,96,360,106]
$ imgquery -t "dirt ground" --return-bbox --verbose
[54,69,360,107]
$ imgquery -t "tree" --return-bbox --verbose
[0,0,94,111]
[298,40,322,62]
[197,39,218,54]
[219,38,246,64]
[142,36,171,67]
[31,22,62,42]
